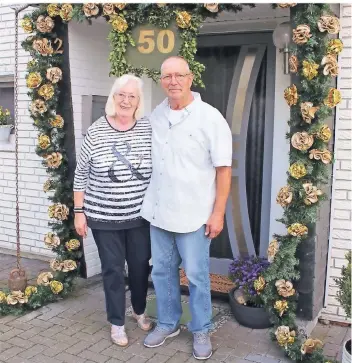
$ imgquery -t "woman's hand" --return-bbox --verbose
[74,213,88,238]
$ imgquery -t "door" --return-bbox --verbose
[193,33,276,275]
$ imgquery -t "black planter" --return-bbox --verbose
[228,287,272,329]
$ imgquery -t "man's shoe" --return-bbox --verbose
[144,325,180,348]
[193,332,212,360]
[111,325,128,347]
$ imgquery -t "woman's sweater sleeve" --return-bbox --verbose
[73,129,94,192]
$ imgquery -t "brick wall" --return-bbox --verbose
[0,5,54,259]
[322,4,352,323]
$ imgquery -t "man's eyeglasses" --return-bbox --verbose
[160,73,190,83]
[115,93,138,102]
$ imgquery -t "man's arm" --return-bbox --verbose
[205,166,232,239]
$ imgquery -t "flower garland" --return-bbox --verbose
[0,4,342,363]
[261,4,341,363]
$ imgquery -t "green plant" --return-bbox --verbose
[335,251,351,319]
[0,106,12,126]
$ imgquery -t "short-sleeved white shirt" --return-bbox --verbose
[140,92,232,233]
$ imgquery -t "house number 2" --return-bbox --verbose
[137,29,175,54]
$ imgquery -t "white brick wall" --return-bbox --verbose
[322,4,352,323]
[68,20,115,277]
[0,5,54,258]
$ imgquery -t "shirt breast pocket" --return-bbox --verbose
[172,132,208,163]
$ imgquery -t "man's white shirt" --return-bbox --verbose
[141,92,232,233]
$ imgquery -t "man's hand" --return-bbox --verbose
[205,213,224,239]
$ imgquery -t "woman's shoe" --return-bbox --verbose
[132,312,153,331]
[111,325,128,347]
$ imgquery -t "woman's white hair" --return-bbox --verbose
[105,74,144,119]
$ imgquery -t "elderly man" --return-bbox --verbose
[141,56,232,360]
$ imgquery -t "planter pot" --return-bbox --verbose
[0,125,13,143]
[342,339,351,363]
[228,287,272,329]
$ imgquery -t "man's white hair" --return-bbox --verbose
[160,56,190,74]
[105,74,144,119]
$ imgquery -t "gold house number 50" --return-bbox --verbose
[137,29,175,54]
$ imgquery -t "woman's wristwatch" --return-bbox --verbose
[74,207,85,214]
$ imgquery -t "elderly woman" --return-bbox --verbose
[73,74,152,347]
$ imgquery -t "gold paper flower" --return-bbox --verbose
[115,3,126,10]
[45,152,63,168]
[37,272,53,286]
[156,3,166,7]
[7,291,28,305]
[204,4,219,12]
[302,60,319,80]
[111,16,128,33]
[254,276,266,293]
[284,84,298,106]
[300,102,319,124]
[48,203,69,221]
[289,55,298,73]
[43,179,52,193]
[275,326,296,348]
[38,134,50,150]
[21,18,33,33]
[50,115,64,128]
[47,4,61,17]
[287,223,308,237]
[276,186,293,207]
[50,259,63,271]
[65,239,80,251]
[176,11,192,29]
[27,59,37,68]
[309,149,332,164]
[26,72,42,89]
[38,84,55,100]
[291,132,314,151]
[303,183,323,205]
[278,3,297,8]
[60,4,73,22]
[324,88,341,108]
[274,300,288,317]
[321,54,338,77]
[83,3,100,17]
[275,279,296,297]
[0,291,6,303]
[318,16,340,34]
[30,99,47,115]
[316,125,331,142]
[327,39,343,55]
[301,338,323,355]
[24,286,37,297]
[61,260,77,272]
[44,232,60,248]
[46,67,62,83]
[268,239,279,263]
[103,3,115,15]
[36,15,55,33]
[50,280,63,294]
[32,38,54,56]
[289,162,307,179]
[293,24,311,45]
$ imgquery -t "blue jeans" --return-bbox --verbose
[150,225,212,333]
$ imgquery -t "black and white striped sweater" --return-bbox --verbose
[73,116,152,230]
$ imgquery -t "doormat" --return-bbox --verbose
[126,293,232,335]
[179,269,235,294]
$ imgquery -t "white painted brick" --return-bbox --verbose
[333,181,352,191]
[335,258,350,268]
[331,228,351,240]
[335,170,352,180]
[333,209,351,219]
[331,248,351,259]
[342,6,351,16]
[341,160,352,170]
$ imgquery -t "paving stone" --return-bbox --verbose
[164,352,191,363]
[0,342,12,354]
[146,353,169,363]
[245,353,280,363]
[6,337,33,350]
[66,340,94,355]
[88,338,113,353]
[78,349,110,363]
[125,356,148,363]
[0,329,25,342]
[30,354,63,363]
[1,346,25,361]
[57,352,87,363]
[124,342,156,359]
[100,347,134,362]
[38,324,66,338]
[18,344,45,359]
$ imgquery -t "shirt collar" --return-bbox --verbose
[161,91,202,113]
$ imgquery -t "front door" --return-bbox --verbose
[194,32,276,275]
